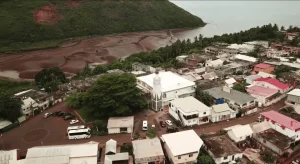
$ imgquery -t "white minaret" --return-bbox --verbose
[151,72,163,111]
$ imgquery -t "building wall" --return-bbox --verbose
[253,134,284,155]
[210,112,236,123]
[108,127,132,134]
[253,81,286,93]
[207,150,243,164]
[135,155,165,164]
[266,120,300,141]
[227,131,252,143]
[164,143,198,164]
[287,94,300,104]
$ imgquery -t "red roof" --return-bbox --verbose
[255,63,272,69]
[254,78,289,90]
[261,110,300,131]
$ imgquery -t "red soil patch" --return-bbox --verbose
[19,71,39,79]
[34,5,61,24]
[67,1,81,7]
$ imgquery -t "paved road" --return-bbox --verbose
[1,100,286,157]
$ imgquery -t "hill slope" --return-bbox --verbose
[0,0,205,53]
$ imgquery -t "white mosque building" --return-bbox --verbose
[136,71,196,111]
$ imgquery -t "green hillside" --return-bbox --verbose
[0,0,205,53]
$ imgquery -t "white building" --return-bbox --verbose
[0,149,18,164]
[12,141,99,164]
[257,71,276,78]
[169,97,211,126]
[107,116,134,134]
[244,41,269,49]
[244,74,262,85]
[132,138,165,164]
[246,85,281,106]
[261,110,300,142]
[234,54,257,63]
[137,72,196,111]
[286,88,300,105]
[20,97,38,116]
[105,139,129,164]
[225,124,253,143]
[206,59,223,68]
[210,103,236,123]
[203,135,243,164]
[161,130,203,164]
[225,78,236,88]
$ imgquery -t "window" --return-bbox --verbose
[189,154,193,157]
[178,156,181,159]
[203,112,206,115]
[120,127,127,132]
[223,156,227,160]
[163,93,166,98]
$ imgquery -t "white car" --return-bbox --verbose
[44,113,52,118]
[70,119,79,125]
[165,120,172,126]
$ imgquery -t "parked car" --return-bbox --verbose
[53,111,61,116]
[64,114,74,120]
[159,121,166,127]
[165,120,172,126]
[70,119,79,125]
[44,113,52,118]
[166,127,178,133]
[58,112,66,117]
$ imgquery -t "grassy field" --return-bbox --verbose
[0,0,205,53]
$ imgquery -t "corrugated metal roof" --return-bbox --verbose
[229,124,253,138]
[107,116,134,128]
[132,138,164,159]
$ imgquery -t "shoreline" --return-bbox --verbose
[0,26,205,81]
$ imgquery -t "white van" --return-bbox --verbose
[142,120,148,131]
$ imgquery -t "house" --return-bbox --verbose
[132,138,165,164]
[14,89,54,116]
[107,116,134,134]
[105,139,130,164]
[287,88,300,105]
[210,103,236,122]
[234,54,257,63]
[246,85,280,106]
[194,67,206,75]
[176,55,188,62]
[15,141,99,164]
[225,78,236,88]
[257,71,276,78]
[0,119,13,133]
[203,135,243,164]
[265,48,290,58]
[228,43,254,54]
[253,128,291,155]
[244,74,262,85]
[286,32,299,40]
[205,86,257,114]
[261,110,300,142]
[161,130,203,164]
[169,97,211,126]
[137,72,196,111]
[253,63,274,74]
[244,41,269,49]
[243,148,264,164]
[205,59,223,68]
[0,149,19,163]
[181,72,202,82]
[214,62,251,79]
[225,124,253,143]
[202,71,218,80]
[253,77,290,93]
[204,46,219,55]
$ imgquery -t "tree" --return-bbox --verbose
[260,150,275,164]
[195,88,214,106]
[197,155,214,164]
[146,127,157,138]
[233,83,246,93]
[81,73,147,118]
[35,67,67,93]
[280,26,285,31]
[65,92,85,109]
[92,65,107,75]
[0,93,22,122]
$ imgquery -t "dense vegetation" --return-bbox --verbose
[66,73,147,118]
[35,67,67,93]
[0,93,22,122]
[0,79,34,95]
[0,0,204,52]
